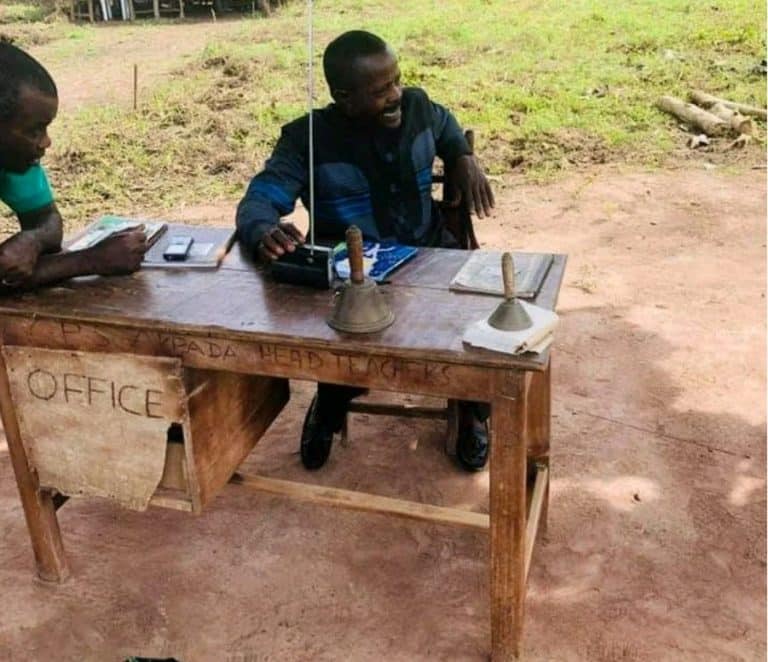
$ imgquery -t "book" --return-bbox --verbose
[141,225,236,269]
[333,240,418,282]
[66,215,167,252]
[449,251,554,299]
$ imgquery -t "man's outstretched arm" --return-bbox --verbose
[0,229,147,294]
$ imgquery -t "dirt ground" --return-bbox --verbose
[26,18,252,112]
[0,164,764,662]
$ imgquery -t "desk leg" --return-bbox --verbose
[490,373,527,660]
[527,358,551,534]
[0,353,68,582]
[526,361,551,460]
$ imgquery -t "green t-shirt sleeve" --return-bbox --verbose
[0,164,55,215]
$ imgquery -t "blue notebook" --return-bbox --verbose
[333,240,418,282]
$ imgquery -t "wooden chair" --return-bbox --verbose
[436,129,480,251]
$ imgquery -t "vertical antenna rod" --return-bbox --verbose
[307,0,316,256]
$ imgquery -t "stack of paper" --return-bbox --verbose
[463,300,559,355]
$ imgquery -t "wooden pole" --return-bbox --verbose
[133,63,138,111]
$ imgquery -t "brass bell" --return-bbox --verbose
[487,252,533,331]
[327,226,395,333]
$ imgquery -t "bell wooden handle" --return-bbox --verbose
[346,226,365,284]
[501,252,515,301]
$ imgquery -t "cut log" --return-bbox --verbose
[707,103,755,135]
[689,90,767,121]
[656,96,729,136]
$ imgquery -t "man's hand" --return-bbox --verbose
[86,229,148,276]
[0,232,43,286]
[257,222,305,262]
[447,154,495,219]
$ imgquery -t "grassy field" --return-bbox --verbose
[0,2,53,24]
[2,0,766,224]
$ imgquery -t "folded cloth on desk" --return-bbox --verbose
[463,300,559,355]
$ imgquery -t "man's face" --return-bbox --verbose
[336,49,403,129]
[0,84,58,173]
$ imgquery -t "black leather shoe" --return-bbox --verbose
[300,395,335,470]
[457,415,489,472]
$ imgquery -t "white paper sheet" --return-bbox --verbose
[463,300,559,355]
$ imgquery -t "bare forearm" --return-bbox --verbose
[0,250,97,294]
[0,229,147,294]
[18,204,64,254]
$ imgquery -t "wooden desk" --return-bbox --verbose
[0,243,565,660]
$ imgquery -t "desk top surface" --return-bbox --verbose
[0,232,566,370]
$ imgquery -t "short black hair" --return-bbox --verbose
[0,39,57,122]
[323,30,389,92]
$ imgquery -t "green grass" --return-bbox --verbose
[9,0,768,223]
[0,2,54,24]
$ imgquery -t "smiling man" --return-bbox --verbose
[0,41,146,291]
[236,30,495,472]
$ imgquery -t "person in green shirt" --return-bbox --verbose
[0,41,146,291]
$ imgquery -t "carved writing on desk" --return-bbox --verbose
[2,346,186,511]
[129,329,451,384]
[329,352,451,384]
[137,330,238,360]
[133,332,449,385]
[1,316,496,400]
[25,367,165,418]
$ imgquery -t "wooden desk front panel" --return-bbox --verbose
[1,316,498,402]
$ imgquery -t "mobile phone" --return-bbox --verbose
[163,235,194,261]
